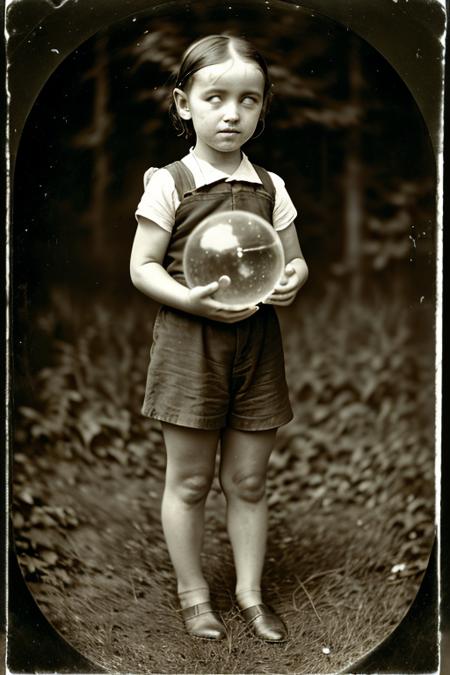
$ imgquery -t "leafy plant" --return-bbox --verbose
[13,285,435,583]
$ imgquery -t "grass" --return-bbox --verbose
[13,283,436,673]
[26,461,426,674]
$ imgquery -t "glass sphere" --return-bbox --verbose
[183,210,285,309]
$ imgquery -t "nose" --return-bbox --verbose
[223,101,239,122]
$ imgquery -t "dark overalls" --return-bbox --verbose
[142,160,293,431]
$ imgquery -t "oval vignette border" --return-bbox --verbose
[5,0,445,673]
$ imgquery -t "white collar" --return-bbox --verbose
[181,148,263,188]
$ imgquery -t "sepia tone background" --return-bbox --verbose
[8,0,441,672]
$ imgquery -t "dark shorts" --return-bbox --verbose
[142,304,293,431]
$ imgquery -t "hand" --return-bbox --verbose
[187,275,259,323]
[263,261,305,306]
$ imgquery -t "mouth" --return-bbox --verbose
[218,129,240,135]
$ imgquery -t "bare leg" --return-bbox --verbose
[219,427,277,608]
[161,422,220,607]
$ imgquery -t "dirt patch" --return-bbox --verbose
[21,459,429,674]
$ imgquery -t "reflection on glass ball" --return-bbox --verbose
[183,210,285,309]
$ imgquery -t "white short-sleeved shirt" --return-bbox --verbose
[135,149,297,233]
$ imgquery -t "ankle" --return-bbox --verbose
[178,586,210,609]
[236,588,263,610]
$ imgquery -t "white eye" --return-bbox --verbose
[242,96,258,106]
[207,95,221,103]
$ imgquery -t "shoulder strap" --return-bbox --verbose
[164,160,196,200]
[252,164,276,200]
[143,161,196,199]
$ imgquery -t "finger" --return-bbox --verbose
[218,275,231,289]
[220,305,258,316]
[276,290,297,301]
[279,269,296,287]
[217,306,259,321]
[276,278,298,293]
[195,280,220,298]
[275,294,296,305]
[262,291,277,303]
[271,287,289,297]
[214,299,256,312]
[263,290,295,305]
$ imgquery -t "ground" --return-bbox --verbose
[18,448,430,675]
[12,291,436,673]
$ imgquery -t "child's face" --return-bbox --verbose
[175,58,265,162]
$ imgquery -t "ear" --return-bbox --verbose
[173,88,191,120]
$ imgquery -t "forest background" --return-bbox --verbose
[9,1,439,673]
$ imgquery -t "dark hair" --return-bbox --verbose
[169,34,272,139]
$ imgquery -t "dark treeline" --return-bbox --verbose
[13,3,436,309]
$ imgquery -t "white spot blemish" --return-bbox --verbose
[409,235,416,248]
[322,647,331,655]
[51,48,60,54]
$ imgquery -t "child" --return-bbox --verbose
[130,34,308,642]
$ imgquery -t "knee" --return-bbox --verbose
[175,474,212,505]
[221,472,266,503]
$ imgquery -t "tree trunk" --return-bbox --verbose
[342,36,364,298]
[91,33,110,265]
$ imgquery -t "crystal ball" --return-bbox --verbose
[183,210,285,309]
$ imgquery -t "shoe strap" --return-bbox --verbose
[181,601,214,620]
[241,604,269,623]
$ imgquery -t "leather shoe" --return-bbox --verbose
[241,604,288,642]
[181,601,226,640]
